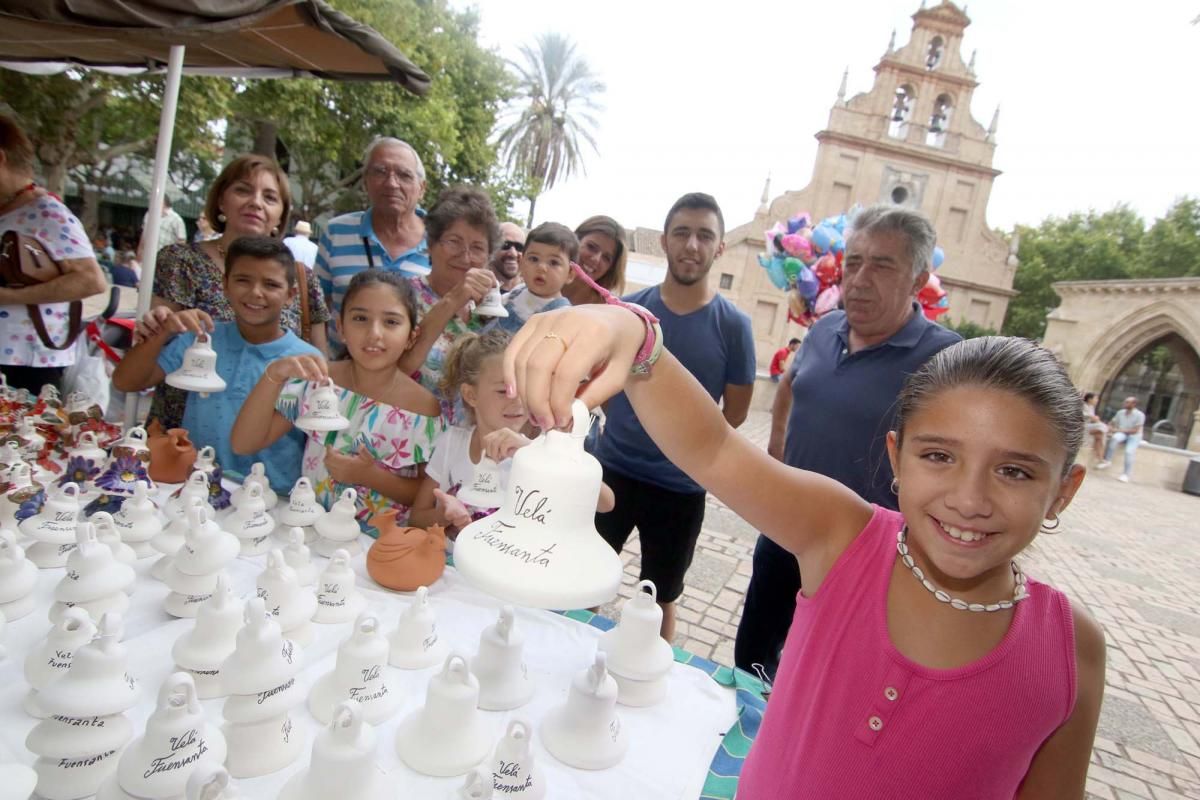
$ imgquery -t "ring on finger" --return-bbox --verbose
[541,332,568,354]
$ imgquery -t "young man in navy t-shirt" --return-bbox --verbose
[592,193,756,641]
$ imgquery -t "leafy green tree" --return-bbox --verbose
[1134,197,1200,279]
[496,33,605,226]
[942,319,997,340]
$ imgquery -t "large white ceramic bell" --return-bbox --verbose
[231,462,278,509]
[96,672,227,800]
[470,606,534,711]
[255,549,317,646]
[473,285,509,318]
[38,613,139,717]
[0,527,38,620]
[165,505,241,618]
[220,598,305,778]
[282,527,318,586]
[599,579,674,707]
[166,332,227,397]
[224,482,276,556]
[541,650,628,770]
[313,487,361,556]
[26,712,134,781]
[279,702,388,800]
[276,476,325,529]
[455,456,504,509]
[395,653,492,777]
[457,770,494,800]
[165,471,217,521]
[23,608,97,718]
[21,481,82,568]
[90,512,137,566]
[294,378,350,432]
[309,613,398,724]
[454,400,622,610]
[313,548,365,624]
[488,720,545,800]
[111,480,160,559]
[172,574,244,699]
[50,521,136,624]
[186,767,241,800]
[152,497,216,580]
[388,585,448,669]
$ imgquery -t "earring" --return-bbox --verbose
[217,212,227,224]
[890,478,899,495]
[1040,516,1061,533]
[271,226,279,236]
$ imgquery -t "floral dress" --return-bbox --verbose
[408,275,484,421]
[276,379,445,536]
[149,242,331,427]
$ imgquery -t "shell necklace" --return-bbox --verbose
[896,526,1028,612]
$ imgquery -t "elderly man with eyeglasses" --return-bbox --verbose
[489,221,526,293]
[315,137,433,351]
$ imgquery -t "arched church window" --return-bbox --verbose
[926,36,944,70]
[889,84,915,138]
[926,93,953,147]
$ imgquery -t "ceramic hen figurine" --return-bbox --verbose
[366,514,446,592]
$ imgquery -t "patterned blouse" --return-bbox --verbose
[0,195,97,368]
[408,274,484,421]
[149,241,331,427]
[276,378,445,536]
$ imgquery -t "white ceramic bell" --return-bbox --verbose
[224,482,276,556]
[231,462,278,509]
[166,332,227,397]
[21,481,82,568]
[395,653,493,777]
[279,702,389,800]
[14,415,45,457]
[111,480,160,559]
[313,487,361,556]
[96,673,227,800]
[471,606,534,711]
[277,476,325,528]
[309,613,398,725]
[473,285,509,318]
[31,736,125,800]
[388,585,448,669]
[0,440,23,490]
[294,378,350,432]
[50,521,135,624]
[541,650,628,770]
[92,426,155,498]
[68,430,108,463]
[256,549,317,646]
[0,607,6,661]
[313,548,366,624]
[454,400,622,609]
[456,770,495,800]
[90,512,137,566]
[190,446,232,512]
[455,456,504,509]
[166,470,217,521]
[282,528,318,586]
[165,505,241,617]
[186,767,242,800]
[0,527,38,620]
[172,574,244,699]
[0,461,42,530]
[220,598,301,695]
[153,497,216,580]
[23,608,97,718]
[26,711,133,765]
[488,720,545,800]
[599,579,674,707]
[38,613,139,718]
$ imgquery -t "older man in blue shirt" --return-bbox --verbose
[734,204,961,680]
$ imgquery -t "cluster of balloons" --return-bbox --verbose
[757,208,950,326]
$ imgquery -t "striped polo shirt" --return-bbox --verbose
[314,207,431,330]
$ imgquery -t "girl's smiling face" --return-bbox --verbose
[336,284,416,370]
[461,354,528,436]
[887,385,1085,597]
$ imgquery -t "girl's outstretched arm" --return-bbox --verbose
[230,355,327,455]
[505,304,871,562]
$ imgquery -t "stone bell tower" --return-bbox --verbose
[714,1,1016,365]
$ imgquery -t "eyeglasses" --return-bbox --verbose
[437,235,489,264]
[366,165,420,185]
[501,240,525,253]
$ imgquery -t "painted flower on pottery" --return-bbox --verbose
[59,455,99,487]
[93,455,149,496]
[207,463,232,510]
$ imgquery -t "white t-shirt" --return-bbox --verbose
[1112,408,1146,434]
[283,235,319,268]
[426,425,511,519]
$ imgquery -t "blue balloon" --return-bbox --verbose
[797,265,820,303]
[786,217,803,234]
[831,235,845,255]
[932,246,945,270]
[763,255,789,290]
[810,225,835,254]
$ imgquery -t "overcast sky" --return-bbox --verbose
[462,0,1200,234]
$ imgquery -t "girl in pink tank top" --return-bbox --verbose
[505,314,1107,800]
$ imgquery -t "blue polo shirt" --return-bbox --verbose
[593,287,756,494]
[157,321,319,492]
[783,304,960,509]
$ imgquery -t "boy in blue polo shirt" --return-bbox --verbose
[114,236,319,492]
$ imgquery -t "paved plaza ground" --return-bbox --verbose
[597,410,1200,799]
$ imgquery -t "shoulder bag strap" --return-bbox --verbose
[294,260,312,342]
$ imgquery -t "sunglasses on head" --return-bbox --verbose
[501,239,525,253]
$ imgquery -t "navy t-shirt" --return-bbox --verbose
[783,304,960,509]
[593,286,756,494]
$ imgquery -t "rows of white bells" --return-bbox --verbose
[1,571,672,800]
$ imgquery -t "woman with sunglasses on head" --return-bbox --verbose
[563,215,628,306]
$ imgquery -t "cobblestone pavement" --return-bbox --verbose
[597,410,1200,799]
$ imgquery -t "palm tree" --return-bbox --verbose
[496,33,605,227]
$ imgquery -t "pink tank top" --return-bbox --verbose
[737,506,1077,800]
